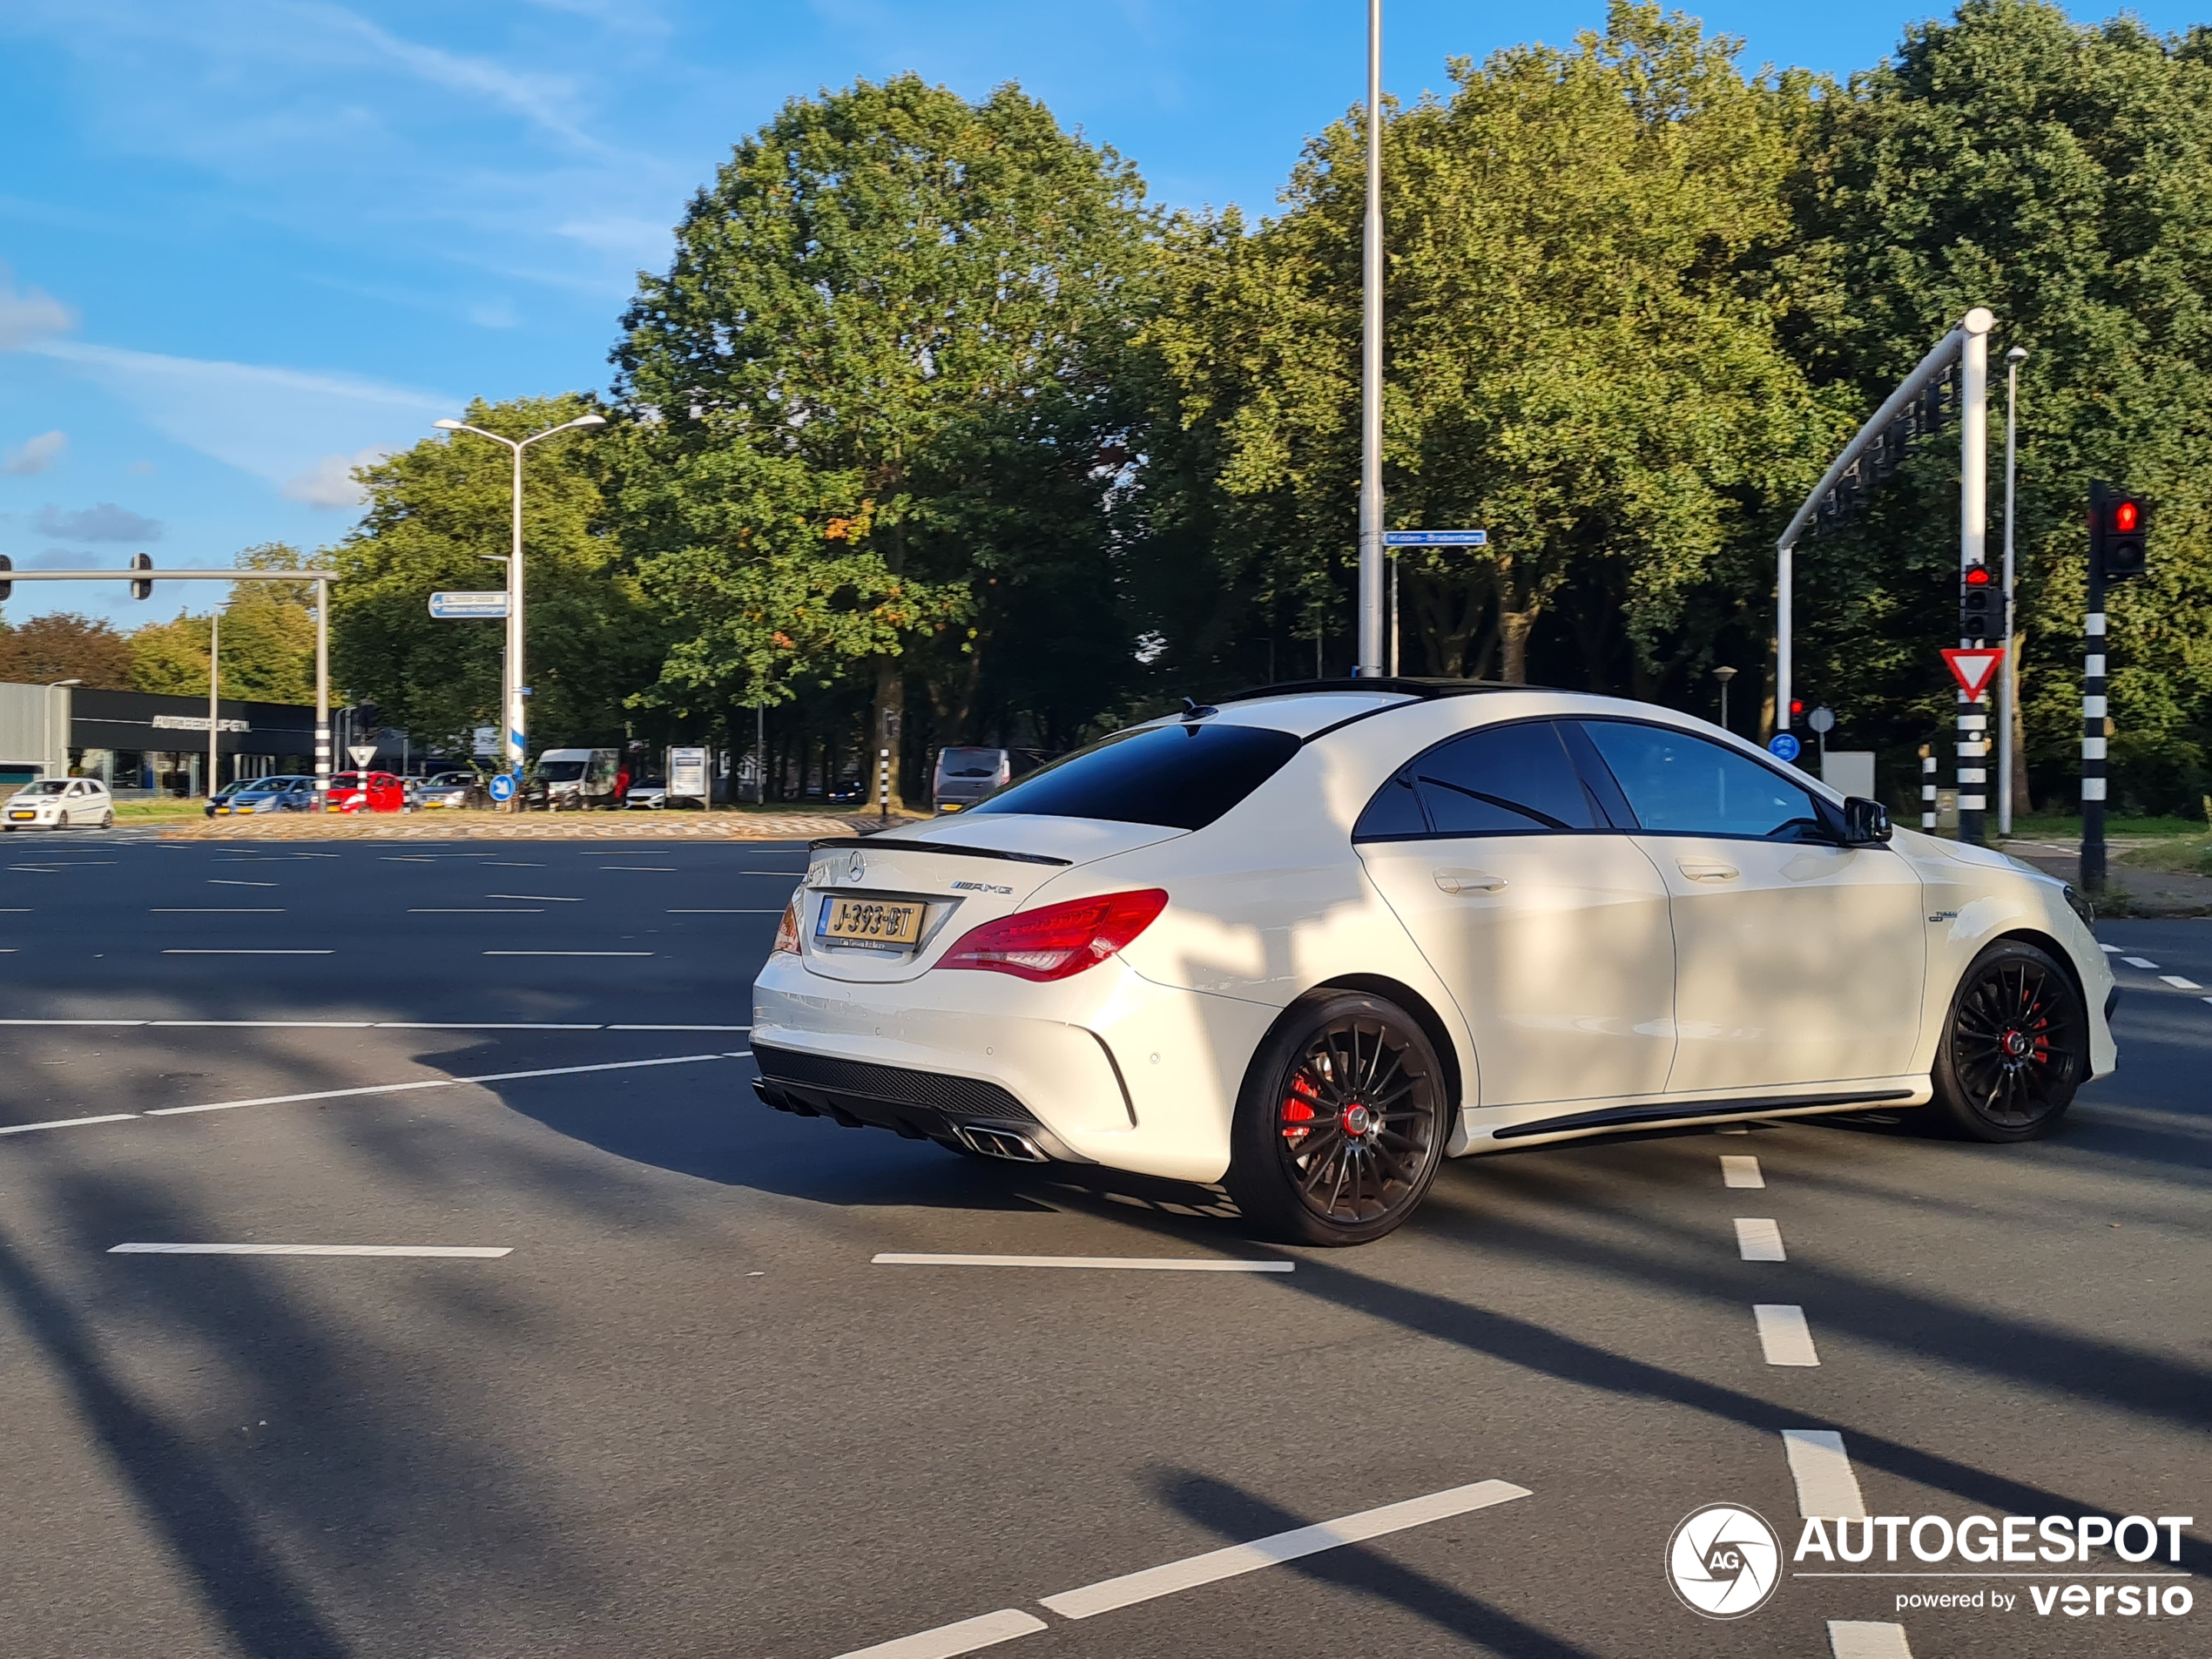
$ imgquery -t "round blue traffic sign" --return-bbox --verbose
[1768,732,1802,762]
[488,772,516,802]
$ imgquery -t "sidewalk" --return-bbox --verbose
[2000,838,2212,918]
[158,808,929,842]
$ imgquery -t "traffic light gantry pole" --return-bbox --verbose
[0,564,339,805]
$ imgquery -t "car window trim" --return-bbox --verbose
[1566,715,1844,845]
[1351,716,1614,845]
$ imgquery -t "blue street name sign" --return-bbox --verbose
[429,590,510,619]
[1768,732,1803,762]
[488,772,517,802]
[1382,529,1489,548]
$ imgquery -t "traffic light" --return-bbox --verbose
[129,551,152,600]
[0,553,11,602]
[1786,698,1804,727]
[1959,563,1999,637]
[2095,485,2148,580]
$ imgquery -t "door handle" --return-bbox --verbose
[1433,867,1507,894]
[1676,858,1740,881]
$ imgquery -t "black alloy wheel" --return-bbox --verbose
[1929,939,2087,1143]
[1227,990,1449,1245]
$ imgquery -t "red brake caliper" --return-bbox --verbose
[1281,1073,1318,1143]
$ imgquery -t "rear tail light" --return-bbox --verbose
[938,888,1168,982]
[772,895,801,954]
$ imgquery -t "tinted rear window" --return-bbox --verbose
[968,722,1300,832]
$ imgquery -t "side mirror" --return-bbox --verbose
[1841,796,1891,845]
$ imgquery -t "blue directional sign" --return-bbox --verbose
[1768,732,1803,762]
[429,590,510,619]
[1382,529,1489,548]
[488,772,517,802]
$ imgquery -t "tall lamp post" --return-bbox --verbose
[433,414,605,806]
[1355,0,1386,677]
[1999,345,2027,837]
[1712,665,1737,732]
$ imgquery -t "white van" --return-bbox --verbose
[931,746,1011,813]
[536,748,622,811]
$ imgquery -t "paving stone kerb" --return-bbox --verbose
[158,810,927,842]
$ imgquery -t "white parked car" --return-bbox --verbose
[3,777,114,831]
[752,685,2116,1244]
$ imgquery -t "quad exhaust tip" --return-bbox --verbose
[959,1124,1049,1163]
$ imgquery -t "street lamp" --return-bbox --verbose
[44,678,80,784]
[432,413,606,805]
[1712,665,1737,732]
[1356,0,1386,676]
[1999,345,2027,838]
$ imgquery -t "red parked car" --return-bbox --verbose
[325,771,409,813]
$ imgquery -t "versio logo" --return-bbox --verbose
[1668,1504,1783,1619]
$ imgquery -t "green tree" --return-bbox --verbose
[1143,3,1838,691]
[328,395,664,752]
[1787,0,2212,812]
[610,73,1156,799]
[129,544,319,702]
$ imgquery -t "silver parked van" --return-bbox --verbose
[931,746,1011,813]
[537,748,622,811]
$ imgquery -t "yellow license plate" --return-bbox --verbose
[818,896,925,947]
[8,812,32,820]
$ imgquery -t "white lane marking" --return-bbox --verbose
[408,907,545,914]
[2158,974,2201,990]
[1754,1304,1821,1366]
[873,1254,1293,1273]
[1040,1479,1532,1621]
[0,907,29,912]
[110,1243,511,1258]
[2121,956,2160,968]
[2099,943,2121,953]
[483,950,652,956]
[0,1019,149,1026]
[1782,1430,1867,1519]
[152,907,285,913]
[831,1609,1047,1659]
[162,949,334,955]
[1735,1218,1787,1262]
[600,866,677,872]
[151,1020,368,1028]
[210,880,279,887]
[607,1023,752,1031]
[1721,1155,1764,1189]
[1828,1622,1914,1659]
[1716,1123,1749,1135]
[740,870,807,875]
[0,1113,138,1136]
[486,894,581,901]
[371,1022,602,1029]
[668,908,783,914]
[482,861,544,867]
[145,1050,737,1116]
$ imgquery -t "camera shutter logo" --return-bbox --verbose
[1666,1504,1782,1619]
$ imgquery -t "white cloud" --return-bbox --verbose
[282,447,390,509]
[35,502,163,542]
[304,3,599,148]
[0,267,74,349]
[23,336,453,495]
[2,430,67,475]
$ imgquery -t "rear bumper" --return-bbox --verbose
[751,954,1276,1183]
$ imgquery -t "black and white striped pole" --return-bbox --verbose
[1955,309,1993,845]
[2080,512,2107,891]
[1920,745,1938,831]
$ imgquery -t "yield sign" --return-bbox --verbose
[1942,647,2004,699]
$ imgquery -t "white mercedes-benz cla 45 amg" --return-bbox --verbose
[752,683,2115,1244]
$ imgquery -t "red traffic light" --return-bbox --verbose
[2114,501,2140,533]
[1964,565,1992,585]
[1789,699,1804,716]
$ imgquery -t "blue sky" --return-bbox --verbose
[0,0,2197,624]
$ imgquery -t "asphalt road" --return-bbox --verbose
[0,832,2203,1658]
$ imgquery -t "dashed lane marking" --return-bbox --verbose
[1828,1622,1915,1659]
[210,880,279,887]
[110,1244,511,1258]
[486,894,582,901]
[2158,974,2202,990]
[2121,956,2160,969]
[1781,1430,1867,1519]
[1038,1479,1532,1621]
[1721,1155,1764,1189]
[669,908,782,914]
[833,1610,1046,1659]
[483,949,652,956]
[152,907,285,913]
[2099,943,2121,953]
[600,866,677,872]
[1754,1304,1821,1366]
[873,1254,1293,1273]
[162,949,334,955]
[409,907,545,914]
[1735,1218,1786,1262]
